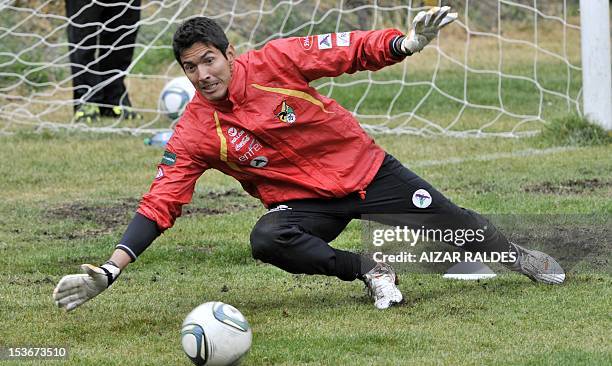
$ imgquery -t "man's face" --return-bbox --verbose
[180,42,235,102]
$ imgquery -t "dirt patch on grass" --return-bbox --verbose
[185,188,259,215]
[524,178,611,194]
[490,214,611,273]
[197,188,247,199]
[44,190,260,239]
[5,275,55,286]
[45,198,140,232]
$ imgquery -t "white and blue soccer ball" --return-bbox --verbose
[180,302,252,366]
[159,76,195,120]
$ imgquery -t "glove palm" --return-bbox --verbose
[402,6,458,54]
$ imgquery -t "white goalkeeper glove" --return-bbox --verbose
[52,262,120,311]
[401,6,458,54]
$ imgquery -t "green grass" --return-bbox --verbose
[0,130,610,365]
[0,7,605,364]
[537,114,612,147]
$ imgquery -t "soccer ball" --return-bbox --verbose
[159,76,195,120]
[180,302,252,366]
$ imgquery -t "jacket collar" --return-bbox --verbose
[227,58,247,106]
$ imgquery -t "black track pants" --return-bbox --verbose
[250,153,513,281]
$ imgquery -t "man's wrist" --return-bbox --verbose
[100,261,121,286]
[104,260,119,268]
[390,35,412,57]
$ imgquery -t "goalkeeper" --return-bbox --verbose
[54,8,565,311]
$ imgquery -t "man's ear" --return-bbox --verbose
[226,44,236,66]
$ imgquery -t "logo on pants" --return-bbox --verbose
[412,189,432,208]
[266,204,292,214]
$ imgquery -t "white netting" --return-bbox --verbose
[0,0,582,136]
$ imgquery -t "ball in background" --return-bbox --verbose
[181,301,252,366]
[159,76,196,120]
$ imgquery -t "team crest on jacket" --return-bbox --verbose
[274,100,297,124]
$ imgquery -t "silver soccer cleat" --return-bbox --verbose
[363,262,403,309]
[507,243,566,284]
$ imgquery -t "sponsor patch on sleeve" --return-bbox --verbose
[336,32,350,47]
[317,33,332,49]
[300,35,314,50]
[160,150,177,166]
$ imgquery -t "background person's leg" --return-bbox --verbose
[66,0,104,109]
[97,0,141,115]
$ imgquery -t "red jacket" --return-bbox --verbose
[139,29,406,230]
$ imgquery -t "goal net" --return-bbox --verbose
[0,0,582,137]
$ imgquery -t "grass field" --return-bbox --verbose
[0,126,610,365]
[0,7,610,364]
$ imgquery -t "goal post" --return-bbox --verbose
[579,0,611,131]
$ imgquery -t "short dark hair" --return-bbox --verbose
[172,17,229,65]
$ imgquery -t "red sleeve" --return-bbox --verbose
[137,134,208,231]
[254,29,405,82]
